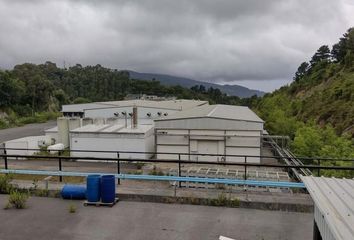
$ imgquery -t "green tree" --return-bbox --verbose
[293,62,309,82]
[0,71,24,108]
[310,45,331,66]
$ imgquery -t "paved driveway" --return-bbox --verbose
[0,121,56,143]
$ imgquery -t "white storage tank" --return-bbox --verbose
[57,117,69,148]
[47,143,65,154]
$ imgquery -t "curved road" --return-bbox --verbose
[0,121,56,143]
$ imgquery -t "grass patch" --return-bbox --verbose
[127,170,143,175]
[1,174,85,185]
[149,165,165,176]
[6,174,85,183]
[6,190,29,209]
[68,203,77,213]
[209,192,240,207]
[135,162,145,170]
[0,111,61,130]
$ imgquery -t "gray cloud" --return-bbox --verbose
[0,0,353,91]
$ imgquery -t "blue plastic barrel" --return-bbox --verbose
[61,185,86,200]
[101,175,116,203]
[86,175,101,202]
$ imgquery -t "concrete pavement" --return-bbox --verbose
[0,195,313,240]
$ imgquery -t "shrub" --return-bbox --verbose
[148,165,165,176]
[0,174,13,194]
[127,170,142,175]
[8,190,29,209]
[68,204,76,213]
[135,162,145,170]
[209,193,240,207]
[0,118,9,129]
[149,169,164,176]
[35,189,50,197]
[3,202,11,210]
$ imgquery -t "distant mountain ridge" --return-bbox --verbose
[128,71,265,98]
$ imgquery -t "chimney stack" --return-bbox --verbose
[132,106,138,128]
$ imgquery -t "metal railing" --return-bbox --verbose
[1,148,354,187]
[2,147,354,162]
[264,136,315,180]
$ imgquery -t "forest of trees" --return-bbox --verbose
[0,28,353,170]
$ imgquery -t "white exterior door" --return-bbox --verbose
[197,140,219,162]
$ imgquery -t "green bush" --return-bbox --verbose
[0,118,9,129]
[18,112,60,125]
[68,203,76,213]
[0,174,13,194]
[8,190,29,209]
[127,170,142,175]
[135,162,145,170]
[209,193,240,207]
[149,166,165,176]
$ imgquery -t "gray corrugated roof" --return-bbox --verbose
[154,104,264,123]
[301,176,354,240]
[62,99,208,112]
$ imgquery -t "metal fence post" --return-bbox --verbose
[4,148,8,170]
[244,156,247,181]
[178,154,181,187]
[58,151,62,182]
[117,152,120,185]
[317,159,320,177]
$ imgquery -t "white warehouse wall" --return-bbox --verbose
[70,132,154,159]
[156,127,262,163]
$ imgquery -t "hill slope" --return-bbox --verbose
[255,28,354,137]
[128,71,265,98]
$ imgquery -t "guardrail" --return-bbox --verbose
[1,150,354,187]
[0,169,306,188]
[1,147,354,162]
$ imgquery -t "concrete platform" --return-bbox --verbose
[11,179,313,212]
[0,195,313,240]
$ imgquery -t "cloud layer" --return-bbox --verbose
[0,0,354,91]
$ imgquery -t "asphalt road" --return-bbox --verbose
[0,195,313,240]
[0,121,56,143]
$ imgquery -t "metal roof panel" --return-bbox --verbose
[155,104,264,123]
[301,176,354,240]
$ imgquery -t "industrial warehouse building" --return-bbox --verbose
[154,104,264,163]
[4,100,265,162]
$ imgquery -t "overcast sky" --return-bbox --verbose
[1,0,354,92]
